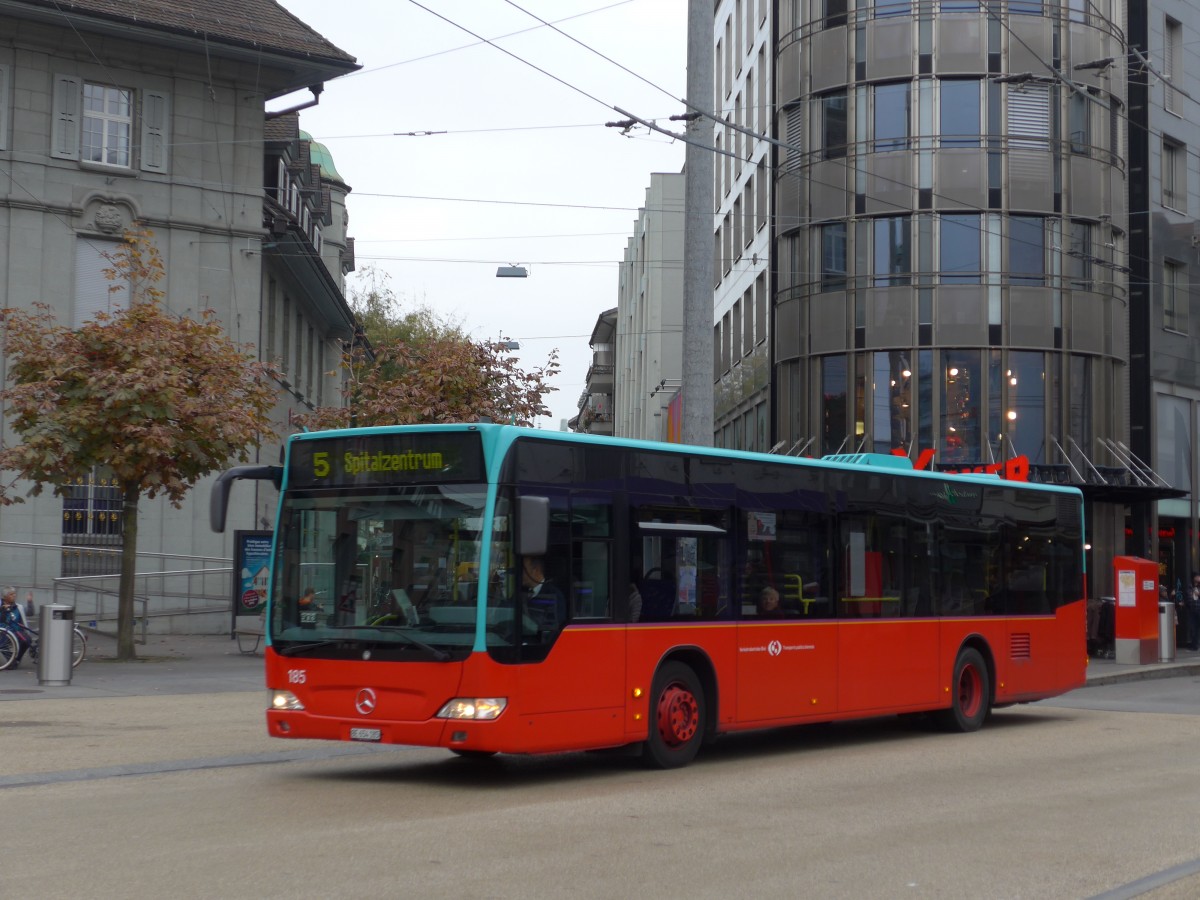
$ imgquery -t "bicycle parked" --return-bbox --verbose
[0,621,87,671]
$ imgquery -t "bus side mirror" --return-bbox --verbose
[515,495,550,557]
[210,465,282,533]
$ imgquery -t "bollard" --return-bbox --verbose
[37,604,74,686]
[1158,602,1176,663]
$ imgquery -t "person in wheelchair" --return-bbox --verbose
[1,586,33,668]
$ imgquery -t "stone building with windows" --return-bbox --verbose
[713,0,774,452]
[613,172,685,441]
[1131,0,1200,588]
[0,0,359,617]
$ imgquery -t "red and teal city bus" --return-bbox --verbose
[211,424,1087,767]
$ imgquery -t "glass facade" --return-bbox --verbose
[775,1,1126,489]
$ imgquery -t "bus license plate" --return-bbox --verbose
[350,728,381,742]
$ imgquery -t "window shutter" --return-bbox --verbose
[0,65,10,151]
[1007,84,1050,148]
[784,103,804,172]
[51,74,81,160]
[74,238,127,327]
[140,90,170,172]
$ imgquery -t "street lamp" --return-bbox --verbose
[496,265,528,278]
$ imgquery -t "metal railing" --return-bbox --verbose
[1,540,233,643]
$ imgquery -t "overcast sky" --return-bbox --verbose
[276,0,689,428]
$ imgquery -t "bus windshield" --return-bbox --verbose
[269,483,492,660]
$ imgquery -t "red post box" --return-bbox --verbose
[1112,556,1159,665]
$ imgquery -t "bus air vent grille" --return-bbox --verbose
[1010,633,1032,659]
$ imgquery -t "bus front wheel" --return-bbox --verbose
[940,646,990,732]
[643,661,706,769]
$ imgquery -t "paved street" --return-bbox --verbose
[3,635,1200,898]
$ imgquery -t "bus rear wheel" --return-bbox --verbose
[940,647,990,732]
[643,661,705,769]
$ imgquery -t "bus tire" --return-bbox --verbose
[940,646,990,732]
[643,661,706,769]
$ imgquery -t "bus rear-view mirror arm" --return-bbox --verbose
[516,495,550,557]
[210,465,283,533]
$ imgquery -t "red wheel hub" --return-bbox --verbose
[957,664,982,718]
[656,683,699,747]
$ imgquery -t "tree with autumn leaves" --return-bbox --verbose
[294,269,560,430]
[0,230,278,660]
[0,239,559,659]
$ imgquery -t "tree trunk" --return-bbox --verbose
[117,484,140,660]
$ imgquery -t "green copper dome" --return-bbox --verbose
[299,130,343,183]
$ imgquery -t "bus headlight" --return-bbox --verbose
[436,698,507,720]
[270,690,305,711]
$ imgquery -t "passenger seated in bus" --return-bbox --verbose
[628,581,643,623]
[637,568,676,622]
[758,586,784,618]
[522,555,565,629]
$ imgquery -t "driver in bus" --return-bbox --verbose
[522,555,565,629]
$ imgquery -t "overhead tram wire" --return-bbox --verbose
[34,0,1164,293]
[47,0,1200,287]
[491,0,1192,281]
[404,0,745,166]
[119,33,1167,282]
[36,2,1172,329]
[486,0,1068,264]
[500,0,685,107]
[344,0,637,79]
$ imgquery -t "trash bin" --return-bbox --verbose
[1159,602,1176,663]
[37,604,74,686]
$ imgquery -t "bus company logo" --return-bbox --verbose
[355,688,377,716]
[934,483,979,505]
[739,642,816,655]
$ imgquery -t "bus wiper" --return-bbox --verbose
[336,624,452,662]
[278,640,340,656]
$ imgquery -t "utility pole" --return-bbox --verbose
[682,0,714,446]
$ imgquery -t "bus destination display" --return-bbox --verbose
[288,432,485,488]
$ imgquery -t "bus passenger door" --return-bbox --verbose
[515,492,626,749]
[736,507,838,725]
[836,517,939,714]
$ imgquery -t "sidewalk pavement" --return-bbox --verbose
[2,630,1198,701]
[1084,644,1200,686]
[0,630,265,700]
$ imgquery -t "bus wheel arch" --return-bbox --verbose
[939,641,993,732]
[642,650,715,768]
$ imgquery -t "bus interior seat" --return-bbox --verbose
[639,569,675,622]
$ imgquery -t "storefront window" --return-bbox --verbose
[1156,394,1192,493]
[940,349,982,463]
[822,355,848,455]
[1007,351,1046,463]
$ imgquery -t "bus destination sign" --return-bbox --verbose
[288,432,485,488]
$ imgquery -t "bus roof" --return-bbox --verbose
[286,423,1083,500]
